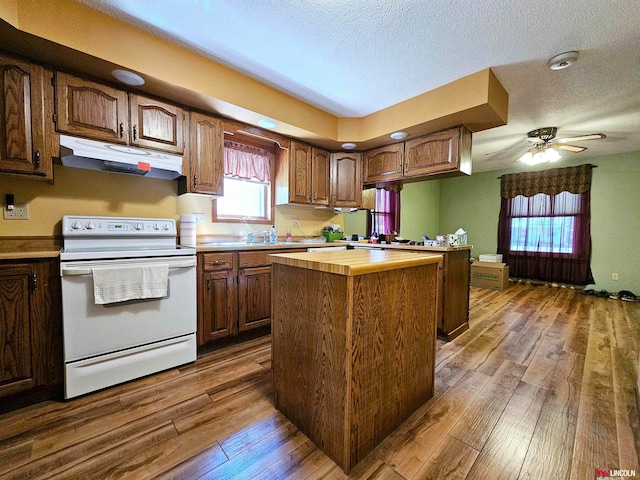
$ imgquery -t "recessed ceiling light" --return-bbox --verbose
[258,119,277,129]
[548,51,579,70]
[341,143,357,150]
[390,131,408,140]
[111,69,145,86]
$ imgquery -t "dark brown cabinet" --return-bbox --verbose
[238,266,272,331]
[278,141,331,206]
[198,248,306,344]
[55,71,129,144]
[362,143,404,184]
[404,127,471,178]
[437,248,471,340]
[0,259,62,413]
[129,93,185,154]
[198,252,237,342]
[331,152,362,207]
[54,72,186,154]
[181,111,224,196]
[311,147,331,206]
[363,126,472,186]
[0,53,55,181]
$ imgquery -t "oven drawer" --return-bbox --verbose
[201,253,236,272]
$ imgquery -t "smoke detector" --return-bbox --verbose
[548,51,579,70]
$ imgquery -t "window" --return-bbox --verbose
[497,164,594,285]
[508,191,580,254]
[368,187,401,236]
[213,139,274,223]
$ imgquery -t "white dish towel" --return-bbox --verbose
[92,264,169,305]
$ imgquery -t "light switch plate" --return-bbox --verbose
[194,212,205,224]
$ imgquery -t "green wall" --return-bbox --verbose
[343,180,442,240]
[439,151,640,292]
[349,150,640,293]
[400,180,441,240]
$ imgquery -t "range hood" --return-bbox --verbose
[59,135,183,180]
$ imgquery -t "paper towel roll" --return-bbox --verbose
[180,214,196,247]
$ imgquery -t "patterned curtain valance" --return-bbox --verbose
[224,140,271,182]
[500,164,594,198]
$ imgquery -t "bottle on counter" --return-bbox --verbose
[285,229,292,242]
[269,224,278,243]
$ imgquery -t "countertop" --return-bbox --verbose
[0,250,60,260]
[196,241,330,252]
[343,242,472,252]
[269,249,442,276]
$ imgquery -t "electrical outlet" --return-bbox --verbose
[612,273,619,281]
[292,219,300,228]
[3,203,29,220]
[194,212,205,225]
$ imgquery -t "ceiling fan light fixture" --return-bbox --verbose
[519,146,562,166]
[548,51,579,70]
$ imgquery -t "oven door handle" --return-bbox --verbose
[61,260,196,276]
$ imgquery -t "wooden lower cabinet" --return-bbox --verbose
[238,266,271,331]
[437,248,470,340]
[198,248,305,344]
[0,259,62,413]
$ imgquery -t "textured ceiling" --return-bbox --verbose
[78,0,640,172]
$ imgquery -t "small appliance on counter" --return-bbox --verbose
[322,224,344,242]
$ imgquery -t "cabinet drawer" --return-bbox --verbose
[201,253,236,272]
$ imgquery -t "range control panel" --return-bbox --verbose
[62,216,176,237]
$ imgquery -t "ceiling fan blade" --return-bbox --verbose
[556,144,587,153]
[483,146,527,156]
[557,133,606,143]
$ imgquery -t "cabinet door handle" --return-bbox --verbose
[33,150,41,169]
[213,260,228,265]
[207,278,211,291]
[308,191,312,200]
[119,122,124,138]
[193,175,197,189]
[32,272,38,292]
[313,192,318,200]
[133,125,138,141]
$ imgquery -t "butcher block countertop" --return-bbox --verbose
[269,249,442,276]
[344,242,472,252]
[0,250,60,260]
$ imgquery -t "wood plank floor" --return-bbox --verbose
[1,282,639,479]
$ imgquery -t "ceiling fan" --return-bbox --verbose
[519,127,606,165]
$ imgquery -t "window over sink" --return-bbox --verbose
[213,138,275,223]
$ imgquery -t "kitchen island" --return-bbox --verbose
[347,242,472,340]
[269,249,442,473]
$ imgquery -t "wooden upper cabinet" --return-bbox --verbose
[54,71,128,144]
[286,142,332,205]
[404,126,471,177]
[186,111,224,196]
[331,152,362,208]
[363,143,404,184]
[288,141,311,204]
[129,93,184,154]
[311,148,331,205]
[0,54,54,180]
